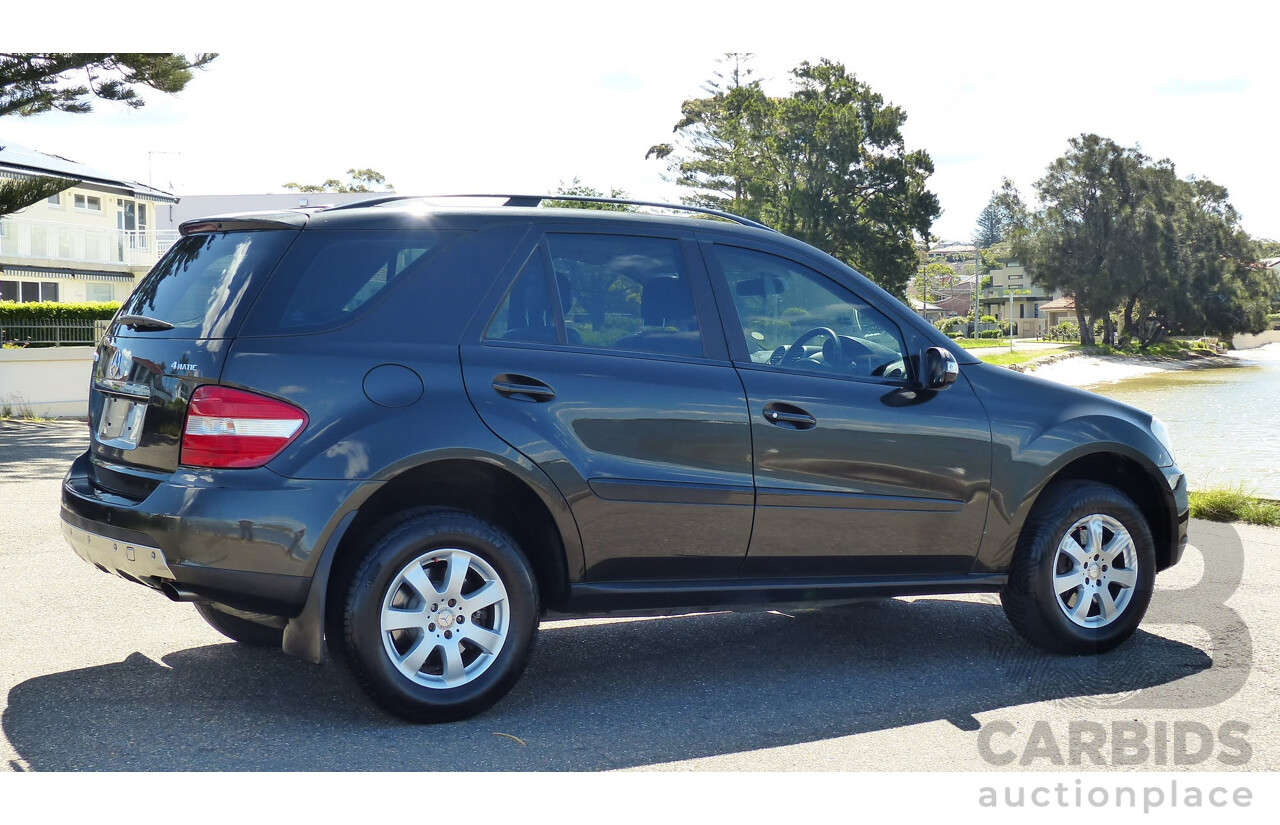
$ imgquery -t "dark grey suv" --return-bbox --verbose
[61,195,1189,721]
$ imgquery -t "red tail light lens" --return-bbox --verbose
[181,386,308,469]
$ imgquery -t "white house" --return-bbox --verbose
[0,140,178,304]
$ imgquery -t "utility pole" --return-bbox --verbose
[972,245,980,339]
[1009,288,1016,352]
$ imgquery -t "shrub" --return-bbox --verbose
[0,301,121,322]
[979,315,997,324]
[977,329,1002,339]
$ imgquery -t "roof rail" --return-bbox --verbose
[322,193,775,231]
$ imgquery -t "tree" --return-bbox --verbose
[649,57,940,298]
[1007,135,1148,345]
[0,173,79,217]
[913,261,958,311]
[646,53,768,212]
[282,168,395,193]
[0,53,217,117]
[974,187,1013,248]
[1120,173,1271,344]
[0,53,214,219]
[544,177,635,211]
[1008,134,1276,347]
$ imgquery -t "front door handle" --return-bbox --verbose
[762,402,817,430]
[492,374,556,402]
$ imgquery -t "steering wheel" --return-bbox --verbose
[783,327,840,364]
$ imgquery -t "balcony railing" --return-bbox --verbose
[981,286,1053,299]
[0,217,179,268]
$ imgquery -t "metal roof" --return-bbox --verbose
[0,138,176,201]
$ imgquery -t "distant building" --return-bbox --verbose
[909,298,946,322]
[1038,296,1077,328]
[0,140,177,303]
[978,257,1066,337]
[925,241,977,260]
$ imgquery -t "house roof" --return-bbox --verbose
[0,139,176,201]
[910,298,944,311]
[1038,296,1076,311]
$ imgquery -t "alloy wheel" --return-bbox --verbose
[1051,513,1139,629]
[379,548,510,689]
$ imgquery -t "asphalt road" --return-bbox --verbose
[2,420,1276,772]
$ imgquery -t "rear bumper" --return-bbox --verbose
[61,450,367,616]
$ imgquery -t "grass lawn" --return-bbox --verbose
[953,337,1011,348]
[973,345,1081,368]
[1189,487,1280,527]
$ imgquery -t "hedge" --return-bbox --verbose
[0,301,121,322]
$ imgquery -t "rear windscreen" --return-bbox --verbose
[238,229,461,335]
[119,230,299,338]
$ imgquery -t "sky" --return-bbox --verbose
[6,0,1279,244]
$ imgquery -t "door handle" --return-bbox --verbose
[762,402,816,430]
[492,374,556,402]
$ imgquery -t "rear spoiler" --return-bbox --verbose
[179,210,311,235]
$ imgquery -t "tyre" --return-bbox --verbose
[334,509,539,723]
[194,601,286,648]
[1001,480,1156,654]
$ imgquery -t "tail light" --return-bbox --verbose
[181,386,308,469]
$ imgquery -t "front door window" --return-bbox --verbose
[715,245,908,382]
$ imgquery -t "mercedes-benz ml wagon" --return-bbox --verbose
[61,194,1189,721]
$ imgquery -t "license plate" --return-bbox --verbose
[97,395,146,449]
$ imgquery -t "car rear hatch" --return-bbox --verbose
[87,216,303,500]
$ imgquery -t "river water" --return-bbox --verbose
[1083,343,1280,498]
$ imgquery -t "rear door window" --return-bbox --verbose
[120,230,299,339]
[485,233,705,358]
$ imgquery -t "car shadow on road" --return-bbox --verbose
[3,598,1212,771]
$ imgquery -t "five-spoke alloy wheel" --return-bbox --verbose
[334,509,538,722]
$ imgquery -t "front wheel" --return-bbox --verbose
[333,510,539,722]
[1001,480,1156,654]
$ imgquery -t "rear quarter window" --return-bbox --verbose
[120,230,299,339]
[240,229,461,335]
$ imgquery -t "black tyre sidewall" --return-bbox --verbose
[342,512,538,722]
[1005,481,1157,654]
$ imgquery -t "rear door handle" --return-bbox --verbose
[762,402,817,430]
[492,374,556,402]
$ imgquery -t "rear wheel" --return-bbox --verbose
[333,510,538,722]
[1001,480,1156,654]
[194,602,285,648]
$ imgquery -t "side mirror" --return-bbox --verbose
[923,346,959,390]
